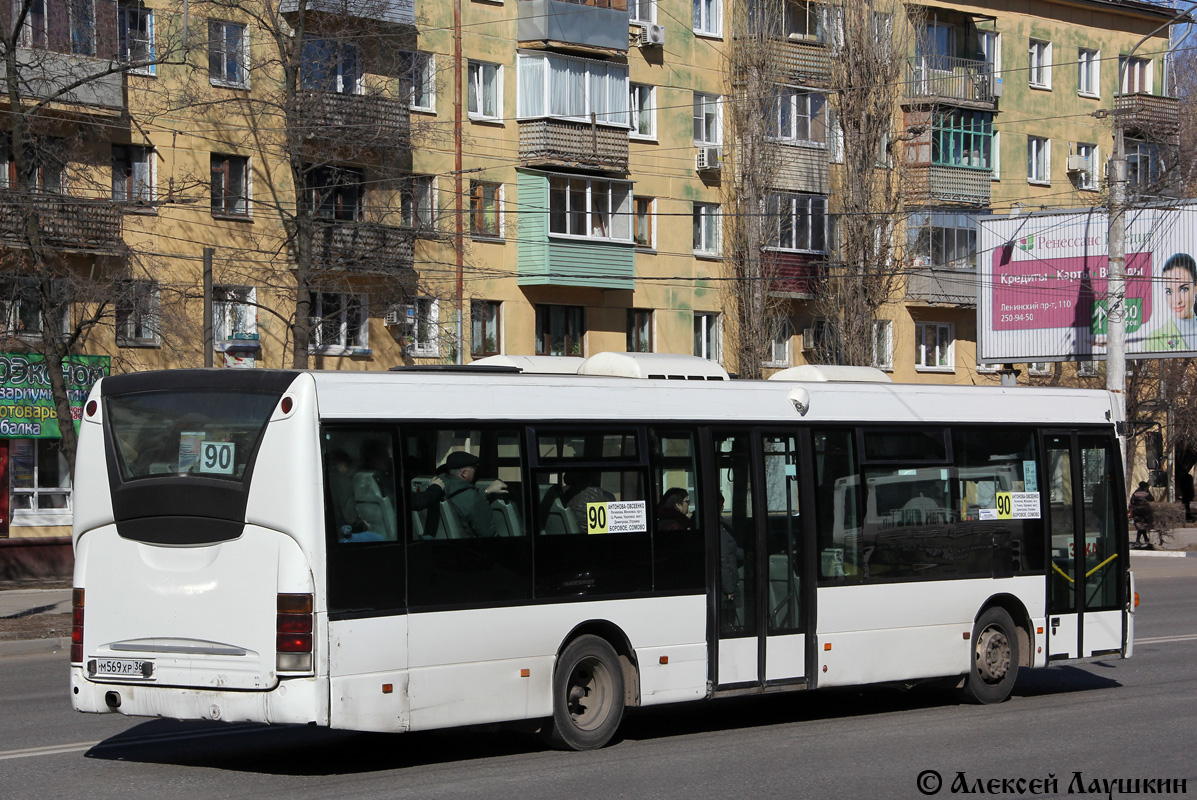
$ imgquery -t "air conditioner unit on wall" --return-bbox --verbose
[639,23,665,47]
[1066,154,1089,173]
[696,146,721,171]
[384,304,415,327]
[801,328,817,351]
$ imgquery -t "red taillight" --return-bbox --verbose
[70,588,84,663]
[280,396,293,415]
[276,593,313,671]
[85,400,98,418]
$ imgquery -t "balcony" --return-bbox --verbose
[295,90,410,151]
[280,0,414,25]
[517,0,629,52]
[519,118,629,174]
[779,37,831,86]
[905,165,991,207]
[310,220,415,279]
[0,50,124,111]
[906,56,996,109]
[767,251,823,297]
[773,144,829,195]
[0,194,123,253]
[906,267,977,306]
[1114,93,1179,136]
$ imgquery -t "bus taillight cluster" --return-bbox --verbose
[70,588,85,663]
[276,593,313,673]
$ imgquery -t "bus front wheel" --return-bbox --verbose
[963,607,1020,704]
[543,634,625,751]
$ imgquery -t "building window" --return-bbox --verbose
[70,0,94,55]
[978,31,1000,74]
[405,52,435,112]
[1126,138,1161,188]
[629,0,654,23]
[1027,136,1050,184]
[991,130,1001,180]
[768,193,827,252]
[915,321,954,370]
[213,285,256,342]
[0,279,67,338]
[19,0,47,48]
[629,83,655,138]
[548,176,632,242]
[1078,360,1099,377]
[117,1,153,72]
[535,304,584,356]
[693,0,720,36]
[634,196,654,248]
[401,175,436,229]
[468,60,501,121]
[1028,361,1051,376]
[693,93,721,145]
[771,88,826,145]
[208,20,248,88]
[932,109,992,170]
[9,439,71,518]
[783,1,825,39]
[116,280,160,346]
[403,297,439,357]
[309,291,367,353]
[471,300,501,357]
[1119,56,1152,94]
[300,38,359,94]
[872,319,893,370]
[3,137,65,193]
[470,180,502,238]
[1075,143,1098,190]
[211,154,249,216]
[768,319,791,367]
[517,53,628,123]
[1028,39,1051,89]
[908,211,978,269]
[693,202,720,255]
[627,309,652,353]
[112,145,153,204]
[1078,48,1099,97]
[304,165,364,221]
[694,312,720,361]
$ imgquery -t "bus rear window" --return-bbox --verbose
[106,391,279,481]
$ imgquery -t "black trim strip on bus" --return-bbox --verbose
[117,517,245,545]
[328,588,708,620]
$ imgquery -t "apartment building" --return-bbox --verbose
[0,0,1183,534]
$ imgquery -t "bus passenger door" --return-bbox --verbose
[711,431,806,689]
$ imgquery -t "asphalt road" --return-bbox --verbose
[1,558,1194,800]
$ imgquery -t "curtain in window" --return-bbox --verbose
[518,54,545,116]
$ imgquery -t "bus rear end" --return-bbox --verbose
[70,370,328,727]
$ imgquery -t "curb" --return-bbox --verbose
[0,637,68,658]
[1130,549,1197,558]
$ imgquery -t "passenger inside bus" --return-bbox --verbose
[328,449,384,542]
[656,488,693,530]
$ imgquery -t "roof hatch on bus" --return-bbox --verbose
[577,352,730,380]
[768,365,892,383]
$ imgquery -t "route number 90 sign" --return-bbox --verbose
[199,441,235,475]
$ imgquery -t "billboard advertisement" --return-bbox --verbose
[0,353,110,438]
[978,203,1197,363]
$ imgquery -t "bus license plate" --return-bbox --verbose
[93,658,154,680]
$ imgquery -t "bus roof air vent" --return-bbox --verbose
[577,352,730,380]
[467,355,586,374]
[768,365,893,383]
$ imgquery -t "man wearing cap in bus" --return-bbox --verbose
[441,451,508,537]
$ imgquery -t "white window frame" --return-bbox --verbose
[112,144,154,204]
[1027,136,1050,185]
[548,174,633,243]
[694,311,721,362]
[468,60,502,122]
[693,0,720,37]
[634,195,654,248]
[915,321,954,371]
[768,192,828,253]
[772,87,826,146]
[629,0,655,24]
[300,37,361,95]
[470,179,504,239]
[70,0,95,55]
[0,280,68,339]
[1028,362,1052,376]
[118,1,154,74]
[405,297,439,357]
[693,202,721,256]
[402,175,436,230]
[693,92,721,146]
[309,291,369,355]
[1078,48,1100,97]
[629,83,655,139]
[784,1,826,41]
[211,153,250,217]
[767,319,792,367]
[213,285,257,343]
[208,19,248,89]
[116,280,160,347]
[1119,56,1152,95]
[407,52,435,112]
[872,319,893,371]
[979,31,1000,78]
[17,0,47,49]
[627,308,654,353]
[991,130,1001,181]
[1076,143,1098,190]
[1028,39,1051,90]
[9,438,72,526]
[471,300,502,357]
[517,52,629,126]
[1078,360,1099,377]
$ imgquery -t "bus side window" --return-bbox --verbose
[323,430,398,544]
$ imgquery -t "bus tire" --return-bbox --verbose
[543,634,625,751]
[962,607,1020,704]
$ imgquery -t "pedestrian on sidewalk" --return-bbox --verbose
[1178,470,1194,523]
[1129,481,1154,548]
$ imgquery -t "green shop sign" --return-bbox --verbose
[0,354,110,438]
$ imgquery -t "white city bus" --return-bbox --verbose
[69,355,1133,750]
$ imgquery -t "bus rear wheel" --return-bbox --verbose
[963,607,1020,704]
[543,635,625,751]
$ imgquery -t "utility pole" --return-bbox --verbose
[203,247,214,368]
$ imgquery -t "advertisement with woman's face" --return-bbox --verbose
[1146,253,1197,352]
